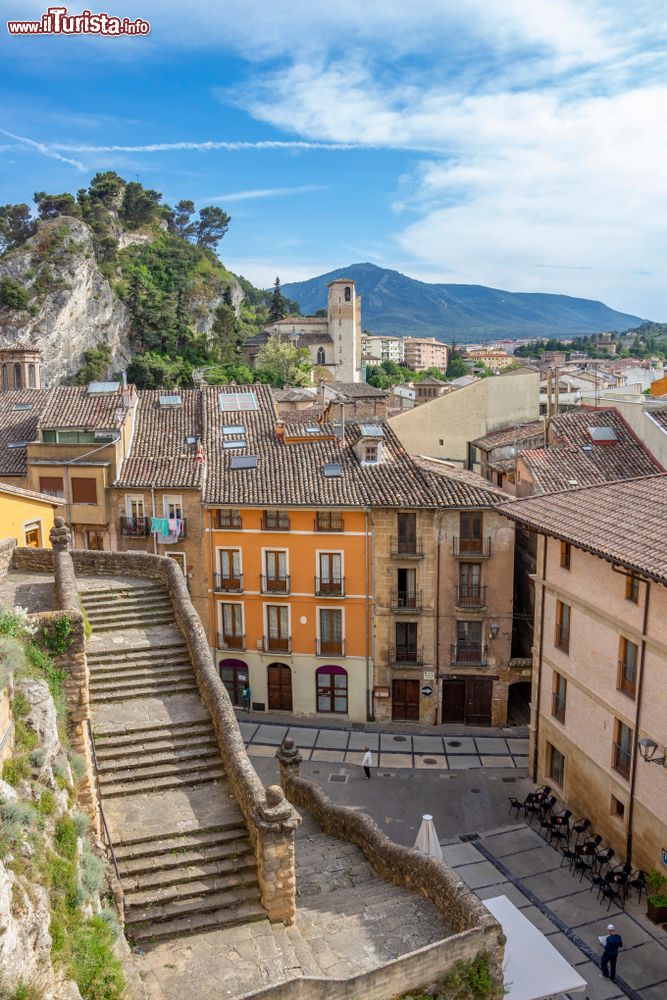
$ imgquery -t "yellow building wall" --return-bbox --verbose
[0,492,59,547]
[650,374,667,397]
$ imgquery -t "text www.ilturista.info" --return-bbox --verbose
[7,6,150,36]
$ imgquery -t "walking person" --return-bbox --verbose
[600,923,623,982]
[362,746,372,779]
[241,683,251,713]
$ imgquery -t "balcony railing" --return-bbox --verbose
[214,511,242,530]
[552,692,566,724]
[452,537,491,558]
[316,638,346,657]
[261,575,290,594]
[263,635,291,654]
[554,624,570,654]
[262,513,291,531]
[217,632,245,651]
[314,514,345,532]
[455,584,487,609]
[451,643,488,667]
[617,660,637,699]
[315,577,345,597]
[213,573,243,593]
[120,516,151,537]
[390,537,424,559]
[390,645,424,666]
[612,742,632,780]
[391,590,423,613]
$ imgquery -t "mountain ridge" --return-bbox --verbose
[281,262,645,341]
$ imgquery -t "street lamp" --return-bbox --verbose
[488,622,500,640]
[637,737,666,767]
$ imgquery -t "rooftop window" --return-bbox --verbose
[230,455,258,470]
[87,381,120,395]
[12,403,32,411]
[360,423,384,438]
[588,426,618,443]
[219,391,259,412]
[323,463,342,478]
[7,440,31,448]
[159,394,182,407]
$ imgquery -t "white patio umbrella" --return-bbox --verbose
[414,814,443,860]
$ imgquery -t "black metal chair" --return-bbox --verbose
[588,872,607,898]
[508,796,526,819]
[608,862,632,900]
[627,869,648,904]
[547,809,571,847]
[595,847,615,876]
[571,818,591,846]
[600,882,625,912]
[524,798,542,826]
[560,844,579,869]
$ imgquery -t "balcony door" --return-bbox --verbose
[396,621,417,661]
[397,567,417,608]
[265,550,288,592]
[397,512,417,553]
[219,549,241,587]
[319,552,342,594]
[267,605,289,651]
[460,511,482,553]
[457,620,483,662]
[459,563,481,602]
[319,608,343,655]
[220,603,243,650]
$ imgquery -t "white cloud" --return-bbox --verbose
[207,185,326,202]
[0,128,85,170]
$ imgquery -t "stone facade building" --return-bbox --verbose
[0,344,42,392]
[502,476,667,876]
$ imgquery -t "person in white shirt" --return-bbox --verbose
[362,747,372,779]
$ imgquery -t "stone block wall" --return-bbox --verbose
[0,537,16,578]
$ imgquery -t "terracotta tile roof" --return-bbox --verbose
[115,390,203,489]
[471,420,545,452]
[0,390,47,475]
[0,480,65,504]
[646,407,667,431]
[500,475,667,584]
[39,385,130,431]
[518,407,663,494]
[413,458,509,508]
[327,381,387,399]
[272,388,316,403]
[273,316,328,325]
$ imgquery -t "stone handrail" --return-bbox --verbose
[0,537,17,579]
[48,536,300,923]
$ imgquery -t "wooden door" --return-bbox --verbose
[268,663,292,711]
[442,679,466,723]
[392,679,420,721]
[465,677,493,726]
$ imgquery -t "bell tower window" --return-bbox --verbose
[317,347,326,365]
[344,286,351,302]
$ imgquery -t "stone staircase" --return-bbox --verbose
[79,578,265,945]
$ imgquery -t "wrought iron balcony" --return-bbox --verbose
[391,590,423,613]
[612,742,632,780]
[263,635,291,654]
[390,537,424,558]
[450,643,488,667]
[261,513,291,531]
[452,537,491,558]
[552,692,566,724]
[314,513,345,532]
[213,573,243,593]
[217,632,245,651]
[261,575,290,595]
[120,516,151,537]
[617,659,637,699]
[214,511,243,530]
[455,584,487,609]
[390,645,424,666]
[316,638,346,657]
[554,624,570,654]
[315,577,345,597]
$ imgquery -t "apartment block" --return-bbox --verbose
[403,337,449,372]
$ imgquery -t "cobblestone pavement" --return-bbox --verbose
[445,823,667,1000]
[239,717,529,771]
[0,568,55,613]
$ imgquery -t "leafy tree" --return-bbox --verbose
[0,276,30,310]
[255,336,312,387]
[268,276,288,323]
[126,351,193,389]
[211,302,241,364]
[121,182,162,229]
[195,206,231,249]
[33,191,79,221]
[446,340,470,379]
[70,344,112,384]
[203,362,255,385]
[0,203,36,255]
[88,171,126,209]
[170,200,196,241]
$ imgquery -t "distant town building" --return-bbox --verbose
[413,376,453,406]
[403,337,449,372]
[360,333,405,365]
[0,344,42,392]
[465,349,515,370]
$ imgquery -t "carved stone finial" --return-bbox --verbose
[49,517,71,552]
[266,785,285,807]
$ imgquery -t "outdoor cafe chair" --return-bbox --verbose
[571,818,591,846]
[547,810,571,847]
[600,882,625,912]
[560,844,579,869]
[595,847,615,875]
[627,869,648,904]
[508,796,526,819]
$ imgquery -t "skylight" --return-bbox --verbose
[323,463,342,477]
[12,403,32,411]
[7,441,30,448]
[588,426,618,443]
[159,394,182,407]
[305,426,321,435]
[360,423,384,437]
[230,455,258,470]
[219,392,259,412]
[223,425,246,436]
[88,381,120,395]
[185,435,196,445]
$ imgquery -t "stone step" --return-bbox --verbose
[87,642,187,663]
[99,754,222,785]
[97,742,219,773]
[125,868,259,911]
[122,851,257,894]
[83,593,168,610]
[270,922,303,978]
[79,584,165,600]
[115,825,250,862]
[116,820,246,851]
[95,733,216,762]
[125,883,261,928]
[90,681,195,703]
[93,718,211,742]
[85,599,171,617]
[99,767,227,798]
[285,924,322,977]
[118,835,252,877]
[90,664,193,685]
[126,901,266,944]
[90,667,194,690]
[86,611,175,629]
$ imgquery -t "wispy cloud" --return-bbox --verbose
[0,128,85,170]
[207,184,327,202]
[51,139,366,153]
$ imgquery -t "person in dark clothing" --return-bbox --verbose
[601,923,623,981]
[241,684,251,713]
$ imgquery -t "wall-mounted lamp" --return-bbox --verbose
[637,737,666,767]
[488,622,500,640]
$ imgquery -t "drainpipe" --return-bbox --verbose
[434,511,443,724]
[626,579,651,864]
[365,509,374,721]
[532,535,548,783]
[208,508,217,653]
[150,487,157,555]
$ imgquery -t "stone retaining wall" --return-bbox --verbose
[0,538,17,578]
[10,546,54,574]
[60,543,300,924]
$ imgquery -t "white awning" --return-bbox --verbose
[484,895,587,1000]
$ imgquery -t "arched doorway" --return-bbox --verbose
[267,663,292,712]
[507,681,531,726]
[219,658,249,707]
[316,665,348,714]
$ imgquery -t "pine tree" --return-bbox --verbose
[268,276,288,323]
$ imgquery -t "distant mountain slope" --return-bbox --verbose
[281,263,645,341]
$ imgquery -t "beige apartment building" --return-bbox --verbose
[403,337,449,372]
[503,476,667,875]
[361,333,405,365]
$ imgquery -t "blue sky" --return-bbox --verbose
[1,1,666,318]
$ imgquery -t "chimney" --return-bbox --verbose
[275,421,286,444]
[195,437,205,463]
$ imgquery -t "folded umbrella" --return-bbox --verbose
[414,814,443,860]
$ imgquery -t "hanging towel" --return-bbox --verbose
[168,517,178,533]
[151,517,169,535]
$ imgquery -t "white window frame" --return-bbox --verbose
[218,600,245,639]
[125,494,145,518]
[216,546,243,578]
[263,602,291,642]
[23,520,43,546]
[316,605,345,646]
[163,494,184,519]
[262,546,290,579]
